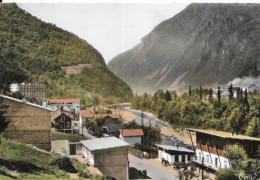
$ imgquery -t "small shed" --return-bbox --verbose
[119,129,144,147]
[81,137,129,180]
[156,144,194,165]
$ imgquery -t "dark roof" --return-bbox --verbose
[102,124,125,133]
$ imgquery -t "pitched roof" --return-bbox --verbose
[155,144,194,153]
[51,110,75,122]
[48,98,80,104]
[102,124,125,133]
[81,137,129,151]
[0,95,53,111]
[93,114,121,120]
[80,110,93,118]
[187,128,260,142]
[120,129,144,137]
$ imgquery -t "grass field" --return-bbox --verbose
[51,131,89,142]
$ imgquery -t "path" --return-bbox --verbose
[128,154,178,180]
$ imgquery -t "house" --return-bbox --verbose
[1,95,53,151]
[119,129,144,147]
[43,98,80,115]
[247,84,259,94]
[155,144,194,165]
[51,110,76,133]
[187,128,260,176]
[213,85,240,99]
[79,109,94,134]
[102,124,125,135]
[81,137,130,180]
[93,114,122,125]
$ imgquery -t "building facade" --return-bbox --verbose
[43,98,80,115]
[51,110,76,133]
[156,144,194,165]
[81,137,129,180]
[10,83,47,102]
[1,95,53,151]
[119,129,143,147]
[187,129,260,172]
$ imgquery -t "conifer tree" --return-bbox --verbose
[165,90,172,102]
[217,86,221,107]
[199,85,202,100]
[189,85,192,97]
[228,84,233,101]
[209,88,213,102]
[236,88,240,101]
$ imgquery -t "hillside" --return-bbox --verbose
[108,3,260,94]
[0,138,105,179]
[0,3,133,106]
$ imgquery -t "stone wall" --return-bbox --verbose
[94,147,128,180]
[2,98,52,151]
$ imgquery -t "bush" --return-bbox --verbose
[51,157,77,173]
[215,169,239,180]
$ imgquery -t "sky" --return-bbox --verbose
[4,0,260,63]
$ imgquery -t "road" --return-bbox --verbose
[129,154,178,180]
[125,109,168,128]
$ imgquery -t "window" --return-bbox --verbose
[206,155,209,163]
[199,153,202,162]
[224,161,227,168]
[66,121,70,129]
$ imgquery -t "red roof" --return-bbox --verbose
[93,114,121,120]
[80,110,93,118]
[119,129,144,137]
[48,98,80,104]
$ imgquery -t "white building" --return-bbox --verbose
[43,98,80,115]
[156,144,194,165]
[187,128,260,173]
[119,129,143,147]
[213,85,240,99]
[10,83,19,92]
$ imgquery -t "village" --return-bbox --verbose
[0,82,259,180]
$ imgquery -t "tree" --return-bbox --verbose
[165,90,172,102]
[236,88,240,101]
[228,84,233,101]
[228,108,243,134]
[217,86,221,107]
[209,88,213,102]
[0,97,9,133]
[227,145,248,173]
[199,84,202,100]
[188,85,192,97]
[246,117,260,137]
[243,89,249,106]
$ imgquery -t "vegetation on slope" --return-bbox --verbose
[0,3,133,106]
[51,131,88,142]
[0,138,114,179]
[132,89,260,137]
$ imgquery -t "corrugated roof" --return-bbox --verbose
[120,129,144,137]
[187,128,260,142]
[1,95,53,111]
[81,137,129,151]
[80,110,93,118]
[48,98,80,104]
[155,144,194,153]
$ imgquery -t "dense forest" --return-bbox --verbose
[0,3,133,107]
[132,87,260,137]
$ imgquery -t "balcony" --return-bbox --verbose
[191,156,225,171]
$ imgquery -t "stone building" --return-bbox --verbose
[81,137,129,180]
[18,83,47,102]
[1,95,53,151]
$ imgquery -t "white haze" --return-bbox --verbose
[229,76,260,86]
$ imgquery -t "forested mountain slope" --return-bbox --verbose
[0,3,133,106]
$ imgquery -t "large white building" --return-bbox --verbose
[187,129,260,174]
[43,98,80,115]
[10,83,19,92]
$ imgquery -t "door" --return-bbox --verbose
[70,144,76,155]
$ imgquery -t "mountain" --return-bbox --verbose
[0,3,133,106]
[108,3,260,94]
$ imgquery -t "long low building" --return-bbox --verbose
[81,137,129,180]
[156,144,194,165]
